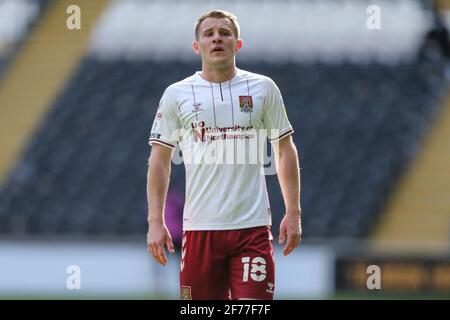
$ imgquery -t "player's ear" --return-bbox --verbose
[192,40,201,55]
[235,39,243,52]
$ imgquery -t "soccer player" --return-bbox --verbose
[146,10,302,300]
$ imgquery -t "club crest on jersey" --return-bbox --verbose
[239,96,253,112]
[181,286,192,300]
[192,102,203,113]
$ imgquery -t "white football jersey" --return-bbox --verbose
[149,68,293,231]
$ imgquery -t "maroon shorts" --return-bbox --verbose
[179,226,275,300]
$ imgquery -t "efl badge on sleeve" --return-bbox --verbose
[181,286,192,300]
[239,96,253,112]
[152,112,163,132]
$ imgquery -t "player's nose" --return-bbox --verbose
[212,32,222,43]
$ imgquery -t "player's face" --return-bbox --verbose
[193,17,242,69]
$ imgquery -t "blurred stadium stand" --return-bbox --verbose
[0,0,49,81]
[0,0,108,207]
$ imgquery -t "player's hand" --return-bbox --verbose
[147,221,175,266]
[278,211,302,256]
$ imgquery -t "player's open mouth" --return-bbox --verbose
[211,47,225,53]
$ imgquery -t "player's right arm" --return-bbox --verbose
[146,86,180,265]
[146,143,175,266]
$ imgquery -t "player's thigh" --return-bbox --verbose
[229,227,275,300]
[179,231,230,300]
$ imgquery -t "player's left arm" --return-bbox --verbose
[272,134,302,256]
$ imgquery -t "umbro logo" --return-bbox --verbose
[192,103,203,113]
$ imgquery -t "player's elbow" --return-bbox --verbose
[277,136,297,160]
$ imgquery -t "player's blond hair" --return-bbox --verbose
[194,10,240,40]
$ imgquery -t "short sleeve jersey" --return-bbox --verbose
[149,68,293,231]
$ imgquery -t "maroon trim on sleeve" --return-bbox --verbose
[268,129,294,142]
[149,138,176,149]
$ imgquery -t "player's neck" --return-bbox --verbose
[199,65,237,83]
